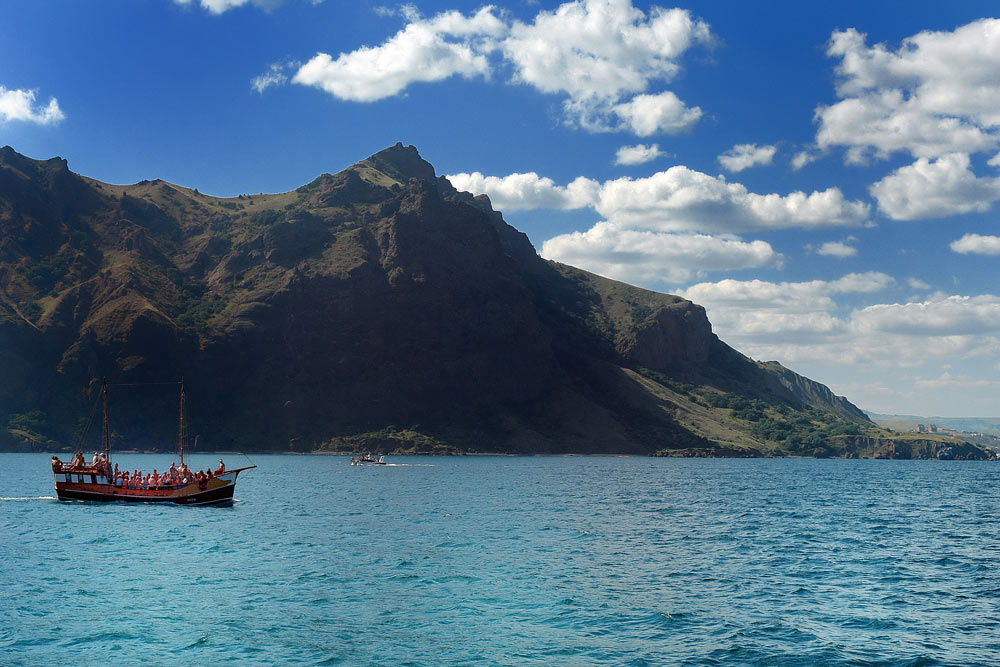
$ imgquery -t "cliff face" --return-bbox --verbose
[0,143,873,454]
[828,435,990,460]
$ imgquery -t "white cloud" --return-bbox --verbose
[449,165,870,233]
[815,20,1000,162]
[678,273,895,345]
[607,91,702,136]
[292,6,506,102]
[816,241,857,258]
[614,143,665,166]
[285,1,711,136]
[950,233,1000,255]
[718,143,777,172]
[791,149,821,170]
[445,171,599,211]
[914,372,1000,390]
[869,152,1000,220]
[502,1,712,135]
[502,1,710,101]
[908,277,931,290]
[595,167,870,233]
[852,295,1000,337]
[0,87,64,125]
[680,272,894,312]
[174,0,286,13]
[252,61,296,93]
[540,223,781,284]
[678,277,1000,373]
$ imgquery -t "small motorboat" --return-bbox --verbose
[350,454,386,465]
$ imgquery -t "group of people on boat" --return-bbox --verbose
[51,452,112,476]
[52,454,227,491]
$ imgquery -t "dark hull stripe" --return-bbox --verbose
[55,483,237,505]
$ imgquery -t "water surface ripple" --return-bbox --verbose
[2,455,998,665]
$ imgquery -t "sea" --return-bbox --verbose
[2,454,999,666]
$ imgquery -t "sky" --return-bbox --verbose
[2,0,999,417]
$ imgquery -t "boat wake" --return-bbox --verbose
[384,463,436,467]
[0,496,58,501]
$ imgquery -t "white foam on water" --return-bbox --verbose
[0,496,58,501]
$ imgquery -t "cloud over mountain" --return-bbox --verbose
[292,7,505,102]
[539,224,781,284]
[0,87,64,125]
[279,0,711,136]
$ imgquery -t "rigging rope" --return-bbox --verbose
[72,391,103,452]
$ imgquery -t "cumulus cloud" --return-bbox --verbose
[816,240,858,258]
[0,87,64,124]
[816,20,1000,163]
[718,143,777,172]
[292,6,505,102]
[950,233,1000,255]
[614,143,665,166]
[595,167,870,233]
[908,277,931,290]
[445,171,599,211]
[540,223,781,284]
[681,272,894,312]
[852,295,1000,337]
[502,2,710,99]
[286,1,711,136]
[605,91,702,135]
[448,165,869,233]
[678,275,1000,373]
[869,152,1000,220]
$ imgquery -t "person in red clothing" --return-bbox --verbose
[214,459,225,475]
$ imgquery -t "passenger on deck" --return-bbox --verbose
[215,459,225,475]
[51,456,63,472]
[70,451,85,468]
[91,452,100,467]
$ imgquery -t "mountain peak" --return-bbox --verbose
[0,146,69,175]
[359,143,436,184]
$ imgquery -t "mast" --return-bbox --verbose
[178,376,186,466]
[102,377,111,463]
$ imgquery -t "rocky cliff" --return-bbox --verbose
[0,143,878,455]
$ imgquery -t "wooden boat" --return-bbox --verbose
[52,378,254,505]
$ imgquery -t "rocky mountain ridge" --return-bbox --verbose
[3,143,974,458]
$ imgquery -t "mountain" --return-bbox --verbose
[0,143,983,458]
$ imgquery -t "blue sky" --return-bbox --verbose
[2,0,999,417]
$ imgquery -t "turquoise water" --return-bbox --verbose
[2,454,999,665]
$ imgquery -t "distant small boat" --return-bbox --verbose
[51,378,254,505]
[350,454,386,466]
